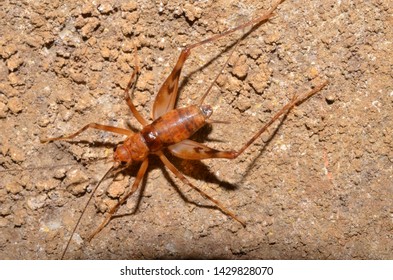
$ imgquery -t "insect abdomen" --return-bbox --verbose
[141,105,211,152]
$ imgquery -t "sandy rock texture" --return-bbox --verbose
[0,0,392,259]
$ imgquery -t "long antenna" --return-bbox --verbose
[0,163,77,173]
[198,40,240,106]
[186,0,285,51]
[0,157,111,173]
[61,165,115,259]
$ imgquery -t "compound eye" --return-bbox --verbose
[113,141,124,152]
[113,145,130,163]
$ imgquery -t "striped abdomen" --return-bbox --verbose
[141,105,212,152]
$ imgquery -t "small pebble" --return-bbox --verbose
[8,72,24,86]
[64,168,89,196]
[27,194,47,210]
[107,181,125,199]
[81,18,100,38]
[7,97,23,114]
[6,181,23,195]
[307,66,319,79]
[325,93,336,104]
[6,55,23,71]
[98,3,113,14]
[13,209,27,227]
[232,55,248,80]
[0,217,8,227]
[8,145,25,162]
[35,179,59,192]
[0,202,12,216]
[121,1,137,12]
[0,101,8,118]
[0,83,18,97]
[183,3,202,22]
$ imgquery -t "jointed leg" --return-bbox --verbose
[41,123,133,143]
[169,81,328,160]
[231,81,329,158]
[87,158,149,242]
[124,47,149,126]
[152,0,285,119]
[158,151,245,227]
[152,49,191,119]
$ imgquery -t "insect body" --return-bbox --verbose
[140,105,213,154]
[39,0,327,258]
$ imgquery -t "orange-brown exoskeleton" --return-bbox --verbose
[40,0,328,259]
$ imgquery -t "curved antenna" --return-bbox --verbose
[198,40,240,106]
[198,0,286,106]
[186,0,285,51]
[61,164,115,260]
[0,157,111,173]
[0,162,78,173]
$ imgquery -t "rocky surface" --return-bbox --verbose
[0,0,392,259]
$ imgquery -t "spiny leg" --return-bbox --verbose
[230,81,329,159]
[87,158,149,242]
[157,151,245,227]
[169,139,235,160]
[123,46,149,126]
[152,0,285,120]
[169,81,328,161]
[152,49,190,119]
[41,123,133,143]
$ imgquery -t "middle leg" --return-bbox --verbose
[158,151,245,227]
[87,158,149,242]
